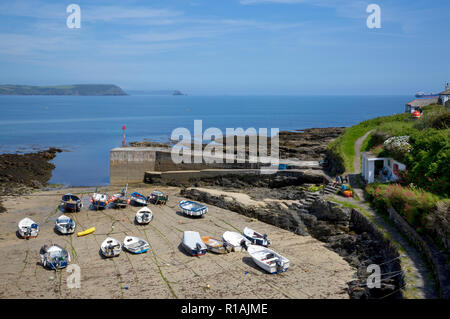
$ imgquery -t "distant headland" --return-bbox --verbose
[0,84,128,96]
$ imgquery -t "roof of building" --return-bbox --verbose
[406,98,439,107]
[439,89,450,95]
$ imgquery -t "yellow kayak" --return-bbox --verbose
[77,227,95,237]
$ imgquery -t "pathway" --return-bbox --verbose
[341,130,438,298]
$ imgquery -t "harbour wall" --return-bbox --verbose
[110,147,321,185]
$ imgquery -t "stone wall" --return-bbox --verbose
[110,147,157,184]
[388,207,450,299]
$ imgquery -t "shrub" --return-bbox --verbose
[403,129,450,197]
[365,183,440,228]
[431,112,450,129]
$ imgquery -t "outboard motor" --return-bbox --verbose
[240,239,248,251]
[24,226,32,237]
[275,259,284,273]
[195,243,202,255]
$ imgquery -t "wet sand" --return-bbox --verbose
[0,185,355,299]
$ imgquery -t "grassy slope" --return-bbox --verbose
[327,112,410,173]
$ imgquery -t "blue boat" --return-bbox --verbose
[179,200,208,217]
[123,236,149,254]
[243,227,271,247]
[130,192,147,206]
[60,193,82,212]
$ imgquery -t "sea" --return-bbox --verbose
[0,95,410,186]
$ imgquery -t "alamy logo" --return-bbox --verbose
[66,264,81,288]
[366,264,381,288]
[170,120,279,169]
[366,4,381,29]
[66,4,81,29]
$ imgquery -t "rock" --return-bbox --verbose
[310,198,351,225]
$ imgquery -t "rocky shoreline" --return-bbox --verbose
[0,147,62,213]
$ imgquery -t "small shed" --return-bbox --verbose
[361,152,406,184]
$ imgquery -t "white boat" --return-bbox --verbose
[100,237,122,258]
[17,217,40,239]
[243,227,271,247]
[123,236,149,254]
[135,207,153,224]
[247,245,289,274]
[40,244,71,269]
[55,215,76,234]
[201,236,231,254]
[90,192,109,210]
[181,231,207,256]
[222,231,251,252]
[179,200,208,217]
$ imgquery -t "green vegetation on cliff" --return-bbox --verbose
[0,84,128,96]
[328,105,450,251]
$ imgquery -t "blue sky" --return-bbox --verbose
[0,0,449,95]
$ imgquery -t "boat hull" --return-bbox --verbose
[123,236,150,254]
[181,242,207,256]
[222,231,251,252]
[62,202,81,212]
[179,200,208,217]
[91,200,108,209]
[130,192,147,206]
[247,246,289,274]
[55,225,75,235]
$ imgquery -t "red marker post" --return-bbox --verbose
[122,125,126,147]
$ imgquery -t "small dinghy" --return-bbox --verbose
[123,236,149,254]
[90,192,109,210]
[181,231,207,256]
[61,193,82,212]
[201,236,231,254]
[148,190,168,205]
[247,245,289,274]
[135,207,153,224]
[109,185,128,208]
[130,192,147,206]
[40,244,71,270]
[55,215,76,235]
[222,231,251,252]
[100,237,122,258]
[243,227,271,247]
[179,200,208,217]
[77,227,95,237]
[18,217,40,239]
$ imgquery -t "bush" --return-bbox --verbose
[365,183,440,228]
[403,129,450,197]
[431,112,450,129]
[424,200,450,251]
[413,106,449,130]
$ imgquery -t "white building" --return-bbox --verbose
[438,82,450,106]
[361,152,406,184]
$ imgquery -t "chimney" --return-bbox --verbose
[446,82,450,91]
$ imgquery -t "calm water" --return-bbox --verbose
[0,95,409,186]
